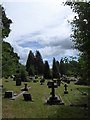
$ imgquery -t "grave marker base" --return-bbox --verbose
[64,90,68,94]
[46,95,64,105]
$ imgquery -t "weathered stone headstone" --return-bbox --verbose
[16,78,21,86]
[64,83,68,94]
[4,91,14,98]
[23,92,32,101]
[47,82,64,105]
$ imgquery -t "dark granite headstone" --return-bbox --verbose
[16,78,21,86]
[23,93,32,101]
[4,91,14,98]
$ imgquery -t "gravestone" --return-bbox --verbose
[47,82,64,105]
[64,83,68,94]
[40,78,45,85]
[21,84,28,91]
[4,91,14,98]
[16,78,21,86]
[23,92,32,101]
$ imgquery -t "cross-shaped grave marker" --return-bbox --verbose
[47,81,57,98]
[47,81,64,105]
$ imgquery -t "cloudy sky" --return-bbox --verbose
[2,0,79,66]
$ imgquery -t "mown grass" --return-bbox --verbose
[2,77,89,118]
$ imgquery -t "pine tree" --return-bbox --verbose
[35,51,44,75]
[59,58,65,77]
[26,50,35,76]
[56,60,60,73]
[52,58,59,79]
[44,61,51,79]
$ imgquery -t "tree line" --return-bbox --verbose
[26,50,79,79]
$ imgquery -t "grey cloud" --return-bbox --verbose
[36,35,73,50]
[49,36,73,49]
[58,39,73,50]
[17,32,73,51]
[16,31,42,42]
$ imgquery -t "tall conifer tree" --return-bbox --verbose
[52,58,59,79]
[59,59,65,77]
[26,50,35,75]
[35,51,44,75]
[44,61,51,79]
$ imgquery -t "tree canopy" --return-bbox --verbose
[65,1,90,84]
[1,5,24,78]
[26,50,44,76]
[1,5,12,39]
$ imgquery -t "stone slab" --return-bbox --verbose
[4,91,14,98]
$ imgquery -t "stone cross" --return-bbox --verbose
[24,84,28,91]
[64,84,67,90]
[47,82,57,98]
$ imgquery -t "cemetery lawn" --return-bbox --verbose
[2,78,89,118]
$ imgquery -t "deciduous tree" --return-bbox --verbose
[65,1,90,84]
